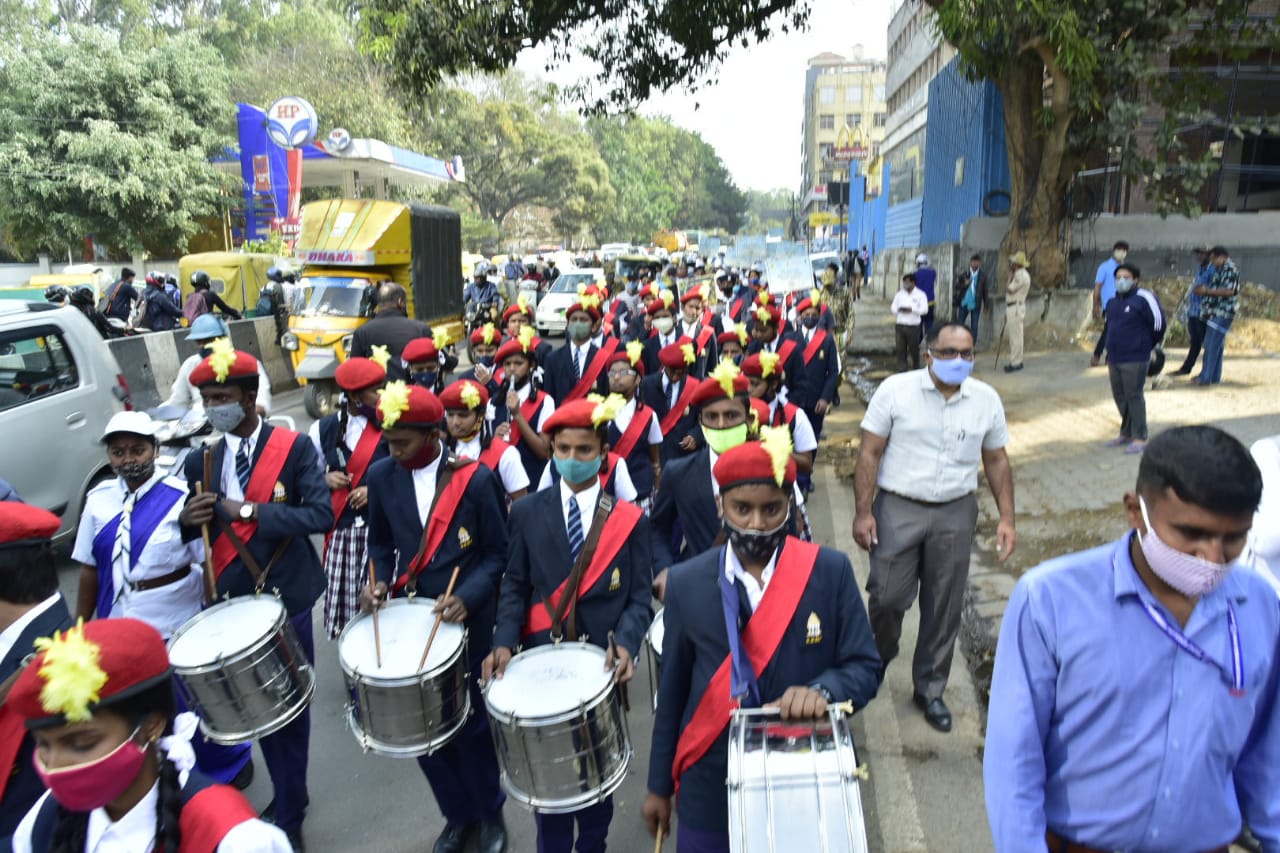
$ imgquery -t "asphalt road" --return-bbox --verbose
[54,379,994,853]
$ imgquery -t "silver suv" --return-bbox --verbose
[0,302,130,541]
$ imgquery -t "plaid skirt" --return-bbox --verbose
[323,524,368,639]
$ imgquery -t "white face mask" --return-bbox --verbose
[1115,276,1136,294]
[1113,249,1128,262]
[653,317,675,335]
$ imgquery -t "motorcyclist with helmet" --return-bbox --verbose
[62,286,118,339]
[183,269,242,324]
[142,272,185,332]
[464,262,502,337]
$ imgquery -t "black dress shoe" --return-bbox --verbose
[914,694,953,732]
[286,829,306,853]
[262,795,311,824]
[475,815,508,853]
[432,822,471,853]
[230,759,254,791]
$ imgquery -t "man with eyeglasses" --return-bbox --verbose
[852,322,1017,733]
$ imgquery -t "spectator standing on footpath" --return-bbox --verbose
[1090,240,1129,367]
[349,282,434,383]
[1194,245,1241,387]
[853,322,1017,732]
[1103,264,1165,455]
[984,426,1280,853]
[891,273,928,372]
[952,254,989,345]
[1173,247,1213,376]
[1003,251,1031,373]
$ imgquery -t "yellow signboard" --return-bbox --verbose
[808,212,840,227]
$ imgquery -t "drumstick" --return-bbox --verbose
[417,566,461,673]
[194,483,217,605]
[368,558,382,668]
[654,823,664,851]
[608,630,630,712]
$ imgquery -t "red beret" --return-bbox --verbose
[718,330,744,347]
[540,399,603,435]
[378,384,444,429]
[439,379,489,411]
[713,440,796,491]
[607,351,645,376]
[740,352,785,380]
[469,324,501,347]
[680,287,706,305]
[0,502,60,547]
[566,302,601,322]
[794,297,817,315]
[495,337,537,365]
[10,619,171,728]
[690,372,749,407]
[402,337,439,365]
[334,357,386,392]
[753,304,782,328]
[646,294,677,316]
[659,338,695,370]
[638,283,661,301]
[189,350,257,386]
[749,397,771,428]
[502,303,533,324]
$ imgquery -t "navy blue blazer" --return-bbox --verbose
[787,328,841,411]
[646,542,882,831]
[606,404,658,499]
[648,448,719,573]
[181,426,332,616]
[748,332,806,398]
[640,334,688,380]
[0,596,72,842]
[638,374,702,464]
[314,413,389,529]
[543,342,609,405]
[495,488,652,658]
[364,449,508,664]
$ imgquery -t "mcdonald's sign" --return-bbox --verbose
[833,124,869,162]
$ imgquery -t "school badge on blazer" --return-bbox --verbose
[272,481,287,503]
[609,567,621,591]
[458,527,472,549]
[805,612,822,645]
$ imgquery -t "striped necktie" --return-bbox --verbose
[113,490,136,578]
[573,346,582,379]
[567,497,584,562]
[236,441,252,494]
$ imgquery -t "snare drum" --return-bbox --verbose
[168,596,315,745]
[338,597,470,757]
[726,707,869,853]
[645,609,664,710]
[485,643,631,814]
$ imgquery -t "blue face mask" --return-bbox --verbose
[355,402,379,422]
[412,371,437,388]
[477,355,496,368]
[554,454,602,486]
[930,356,974,386]
[626,281,638,294]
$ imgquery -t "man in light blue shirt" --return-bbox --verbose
[1090,240,1129,366]
[985,425,1280,853]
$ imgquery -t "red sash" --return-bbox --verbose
[775,338,798,368]
[507,391,547,448]
[394,462,480,591]
[178,785,260,853]
[611,403,653,460]
[694,325,714,354]
[211,429,296,578]
[566,339,619,401]
[802,330,828,365]
[522,501,643,636]
[659,380,701,434]
[328,423,382,527]
[671,538,820,790]
[771,401,799,429]
[0,705,24,801]
[478,438,511,472]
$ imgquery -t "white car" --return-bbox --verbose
[535,268,604,337]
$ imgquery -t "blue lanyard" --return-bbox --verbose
[1139,599,1244,696]
[718,549,761,708]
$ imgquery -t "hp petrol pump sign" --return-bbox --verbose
[266,97,319,149]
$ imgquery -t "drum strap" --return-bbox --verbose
[211,520,292,594]
[546,495,613,641]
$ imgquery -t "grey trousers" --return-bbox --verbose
[866,490,979,700]
[894,324,922,371]
[1108,360,1148,440]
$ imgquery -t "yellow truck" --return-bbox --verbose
[283,199,464,417]
[178,252,275,317]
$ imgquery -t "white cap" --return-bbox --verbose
[915,253,929,265]
[101,411,156,442]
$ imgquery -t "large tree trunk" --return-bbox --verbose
[996,53,1075,289]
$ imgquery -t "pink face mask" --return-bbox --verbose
[1138,497,1233,597]
[35,726,149,812]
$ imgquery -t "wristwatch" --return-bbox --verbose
[239,502,256,521]
[810,683,834,702]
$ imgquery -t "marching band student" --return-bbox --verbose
[676,287,719,377]
[544,295,616,405]
[741,352,817,479]
[501,297,553,366]
[789,293,841,444]
[402,336,447,393]
[605,343,663,510]
[9,619,291,853]
[492,330,555,483]
[747,304,804,395]
[459,324,502,392]
[308,357,388,639]
[641,290,681,377]
[484,397,654,853]
[0,503,73,842]
[534,395,641,504]
[649,363,754,602]
[639,340,703,464]
[361,383,509,853]
[625,283,660,342]
[440,378,529,503]
[177,343,333,852]
[717,324,749,367]
[642,434,883,851]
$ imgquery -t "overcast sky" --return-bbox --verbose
[515,0,892,195]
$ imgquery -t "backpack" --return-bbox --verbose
[184,290,210,323]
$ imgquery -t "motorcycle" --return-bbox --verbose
[464,300,501,362]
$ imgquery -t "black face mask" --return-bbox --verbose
[198,346,213,359]
[723,514,789,563]
[411,371,438,389]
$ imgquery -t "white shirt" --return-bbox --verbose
[308,413,369,471]
[680,320,703,340]
[13,787,292,853]
[220,421,264,502]
[411,447,444,527]
[570,341,593,375]
[73,473,204,638]
[560,477,601,540]
[613,398,663,446]
[768,400,818,453]
[537,457,638,502]
[891,288,929,326]
[454,435,530,496]
[0,594,62,663]
[724,540,780,613]
[861,369,1010,503]
[165,353,273,415]
[656,330,678,348]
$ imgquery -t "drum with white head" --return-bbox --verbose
[645,608,664,710]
